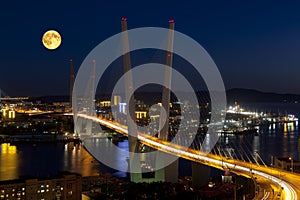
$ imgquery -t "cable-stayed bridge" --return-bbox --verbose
[75,113,300,199]
[70,18,300,199]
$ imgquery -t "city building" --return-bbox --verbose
[118,103,126,114]
[0,172,82,200]
[135,111,147,119]
[113,95,121,106]
[1,106,16,119]
[99,101,110,107]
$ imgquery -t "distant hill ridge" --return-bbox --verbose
[26,88,300,104]
[227,88,300,103]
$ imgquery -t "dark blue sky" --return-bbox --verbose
[1,0,300,96]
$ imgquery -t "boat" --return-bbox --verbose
[221,127,258,135]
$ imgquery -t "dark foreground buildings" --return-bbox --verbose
[0,172,82,200]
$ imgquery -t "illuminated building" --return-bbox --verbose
[1,143,17,154]
[135,111,147,119]
[0,172,81,200]
[2,107,8,117]
[113,95,121,106]
[8,110,15,119]
[100,101,110,107]
[119,103,126,114]
[1,106,15,119]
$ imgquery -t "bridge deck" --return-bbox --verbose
[78,114,300,199]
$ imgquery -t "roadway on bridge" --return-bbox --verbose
[78,114,300,199]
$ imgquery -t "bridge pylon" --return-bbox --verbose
[192,162,211,188]
[120,18,181,183]
[155,19,179,183]
[84,60,96,136]
[121,18,143,182]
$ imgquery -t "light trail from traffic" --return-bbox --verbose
[77,114,299,199]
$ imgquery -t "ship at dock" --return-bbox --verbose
[219,102,298,135]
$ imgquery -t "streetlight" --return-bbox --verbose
[289,157,293,172]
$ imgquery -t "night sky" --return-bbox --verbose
[1,1,300,96]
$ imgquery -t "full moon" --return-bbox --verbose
[42,30,62,50]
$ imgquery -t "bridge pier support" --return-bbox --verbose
[154,152,178,183]
[75,117,93,136]
[128,160,143,183]
[85,120,93,135]
[192,162,211,188]
[128,142,178,183]
[127,141,180,183]
[164,159,179,183]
